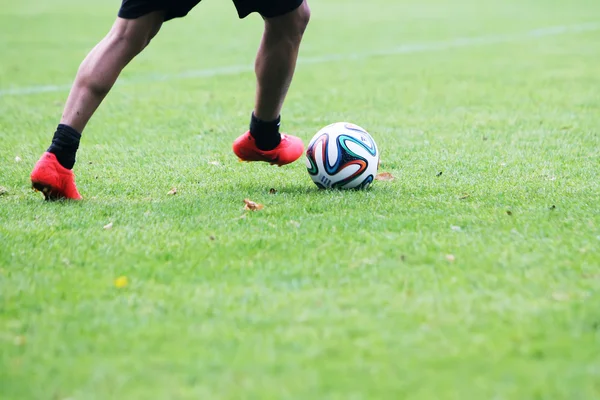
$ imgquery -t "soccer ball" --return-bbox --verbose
[305,122,379,189]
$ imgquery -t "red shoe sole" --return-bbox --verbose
[32,181,72,201]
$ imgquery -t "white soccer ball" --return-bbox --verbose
[305,122,379,189]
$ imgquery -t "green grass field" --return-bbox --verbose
[1,0,600,398]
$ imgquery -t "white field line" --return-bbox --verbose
[0,22,598,97]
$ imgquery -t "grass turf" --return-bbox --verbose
[1,0,600,398]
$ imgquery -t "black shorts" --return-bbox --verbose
[118,0,304,21]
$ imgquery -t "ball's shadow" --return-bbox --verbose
[249,182,398,197]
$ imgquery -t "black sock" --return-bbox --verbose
[47,124,81,169]
[249,113,281,151]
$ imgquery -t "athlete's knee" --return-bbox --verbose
[266,0,311,40]
[87,80,112,98]
[293,1,311,36]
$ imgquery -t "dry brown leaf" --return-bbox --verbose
[103,222,113,230]
[269,188,277,194]
[445,254,456,262]
[167,187,177,195]
[375,172,395,181]
[243,198,264,211]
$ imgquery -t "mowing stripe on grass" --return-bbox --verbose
[0,22,598,97]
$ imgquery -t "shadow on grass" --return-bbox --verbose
[231,182,400,197]
[9,180,402,213]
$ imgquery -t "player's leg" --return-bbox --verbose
[254,0,311,123]
[233,0,311,166]
[62,12,165,134]
[30,11,164,200]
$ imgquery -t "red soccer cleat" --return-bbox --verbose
[30,152,82,201]
[232,131,304,166]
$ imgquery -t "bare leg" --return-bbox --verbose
[253,1,311,121]
[61,12,165,133]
